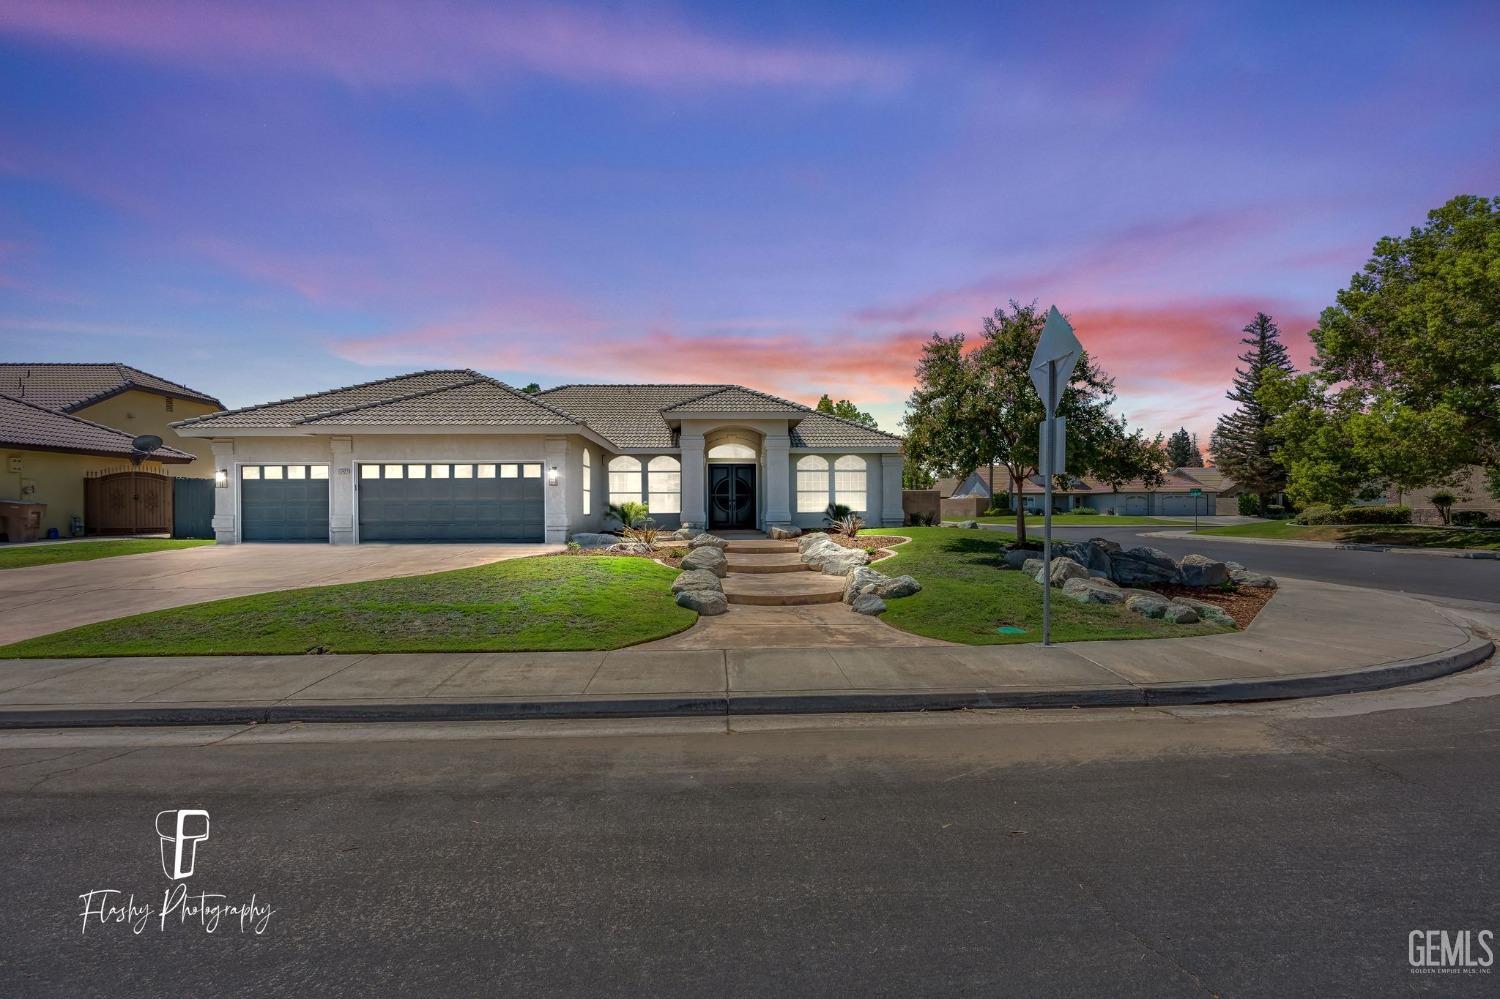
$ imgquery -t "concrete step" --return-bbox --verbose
[722,572,845,606]
[724,552,810,574]
[723,540,800,554]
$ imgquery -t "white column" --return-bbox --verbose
[210,438,237,543]
[881,453,904,526]
[763,433,791,527]
[544,435,569,543]
[329,436,355,545]
[679,433,705,530]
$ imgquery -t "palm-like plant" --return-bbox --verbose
[823,503,852,526]
[621,521,663,551]
[606,501,650,529]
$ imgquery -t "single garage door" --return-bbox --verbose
[357,462,544,542]
[1158,493,1209,517]
[240,464,330,541]
[1121,493,1149,515]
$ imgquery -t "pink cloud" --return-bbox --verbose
[1,1,905,91]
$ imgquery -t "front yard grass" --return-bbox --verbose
[865,527,1228,645]
[0,554,696,657]
[1194,522,1500,550]
[972,514,1184,527]
[0,538,213,570]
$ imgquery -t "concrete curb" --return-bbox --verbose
[0,638,1488,729]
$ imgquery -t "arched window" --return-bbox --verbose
[608,455,642,506]
[647,455,681,514]
[834,455,867,512]
[796,455,829,513]
[707,442,756,461]
[582,448,592,516]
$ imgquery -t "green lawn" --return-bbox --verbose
[0,554,696,658]
[865,527,1227,645]
[0,538,213,570]
[1193,522,1500,550]
[971,514,1184,527]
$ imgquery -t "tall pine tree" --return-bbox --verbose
[1165,427,1196,467]
[1186,433,1204,466]
[1210,313,1295,503]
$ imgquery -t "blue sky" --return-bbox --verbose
[1,1,1496,441]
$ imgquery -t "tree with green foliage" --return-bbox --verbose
[521,382,541,393]
[1185,432,1205,467]
[814,394,879,429]
[1094,417,1171,495]
[1165,427,1196,468]
[1210,312,1295,505]
[903,301,1117,541]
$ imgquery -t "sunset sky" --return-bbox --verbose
[1,2,1496,442]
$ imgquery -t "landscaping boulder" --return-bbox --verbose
[569,532,619,549]
[607,542,650,555]
[1061,577,1124,605]
[851,592,887,616]
[688,533,727,550]
[671,569,723,595]
[1230,569,1277,588]
[798,533,833,552]
[675,588,728,615]
[1001,548,1037,570]
[1125,593,1170,618]
[1022,558,1045,578]
[1055,540,1113,575]
[871,574,922,599]
[962,520,979,529]
[670,527,696,540]
[769,525,803,540]
[680,545,729,577]
[1163,602,1200,624]
[1169,596,1235,627]
[1225,560,1246,572]
[1087,537,1122,555]
[1177,553,1229,588]
[1036,557,1091,587]
[1108,546,1182,586]
[809,545,870,576]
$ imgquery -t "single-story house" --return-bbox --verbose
[173,370,905,544]
[1391,467,1499,525]
[0,363,221,539]
[936,466,1222,517]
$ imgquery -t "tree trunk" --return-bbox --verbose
[1009,463,1028,543]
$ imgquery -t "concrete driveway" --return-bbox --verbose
[0,543,560,644]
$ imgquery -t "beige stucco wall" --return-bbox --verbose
[0,450,180,537]
[75,390,219,472]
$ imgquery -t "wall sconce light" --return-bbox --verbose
[547,465,559,486]
[215,469,229,488]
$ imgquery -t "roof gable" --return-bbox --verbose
[664,385,807,414]
[0,363,221,412]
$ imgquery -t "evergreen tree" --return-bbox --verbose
[1186,433,1204,466]
[1165,427,1196,467]
[815,393,879,429]
[1210,312,1295,503]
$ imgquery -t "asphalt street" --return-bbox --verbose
[3,661,1499,998]
[978,522,1500,603]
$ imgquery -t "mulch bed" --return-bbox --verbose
[1139,583,1275,629]
[814,532,909,562]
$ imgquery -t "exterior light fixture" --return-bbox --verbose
[547,465,559,485]
[214,469,229,488]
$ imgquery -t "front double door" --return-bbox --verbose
[708,463,756,530]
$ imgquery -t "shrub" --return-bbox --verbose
[1295,503,1336,526]
[833,513,865,537]
[1337,504,1412,525]
[1430,490,1457,525]
[824,503,852,527]
[621,522,664,551]
[606,501,650,528]
[1264,504,1287,519]
[1452,510,1491,528]
[1236,493,1262,516]
[1071,507,1098,516]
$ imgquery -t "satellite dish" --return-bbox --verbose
[129,434,163,467]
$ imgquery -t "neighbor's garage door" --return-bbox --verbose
[240,464,330,541]
[1157,493,1207,517]
[357,462,544,542]
[1121,493,1149,515]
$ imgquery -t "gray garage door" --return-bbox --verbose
[240,464,330,541]
[1158,493,1210,516]
[357,462,545,542]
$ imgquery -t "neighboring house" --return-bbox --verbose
[172,370,904,544]
[935,466,1221,516]
[1390,467,1499,525]
[0,363,221,539]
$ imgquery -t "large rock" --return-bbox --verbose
[671,569,723,595]
[962,520,979,529]
[1001,547,1039,570]
[1163,602,1200,624]
[1230,569,1278,588]
[687,533,727,550]
[799,533,837,553]
[1022,558,1045,578]
[607,542,650,555]
[1037,557,1091,587]
[1061,577,1124,605]
[675,588,728,615]
[769,525,803,540]
[1125,593,1170,618]
[809,546,870,577]
[843,566,888,603]
[851,593,888,615]
[1109,546,1182,586]
[1055,540,1112,575]
[1087,537,1122,555]
[680,546,728,577]
[1178,553,1229,588]
[670,527,696,540]
[569,532,619,549]
[1169,596,1235,627]
[872,574,922,599]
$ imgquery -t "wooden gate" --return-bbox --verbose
[85,470,174,535]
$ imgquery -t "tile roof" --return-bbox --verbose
[940,467,1224,497]
[663,385,808,413]
[0,363,221,412]
[788,411,902,449]
[0,393,195,461]
[537,384,725,449]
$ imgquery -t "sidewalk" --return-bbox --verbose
[1140,528,1500,559]
[0,578,1488,727]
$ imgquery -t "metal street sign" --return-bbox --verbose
[1188,487,1202,496]
[1028,305,1083,413]
[1039,416,1066,477]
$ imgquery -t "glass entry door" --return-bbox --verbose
[708,464,756,530]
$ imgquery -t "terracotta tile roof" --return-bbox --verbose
[663,385,808,413]
[0,393,195,461]
[0,363,221,412]
[297,375,579,427]
[788,411,902,448]
[537,383,721,448]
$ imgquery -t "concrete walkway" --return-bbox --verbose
[0,577,1488,727]
[0,542,560,644]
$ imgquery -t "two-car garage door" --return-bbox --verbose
[357,462,544,542]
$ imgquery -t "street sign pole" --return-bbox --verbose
[1042,360,1056,647]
